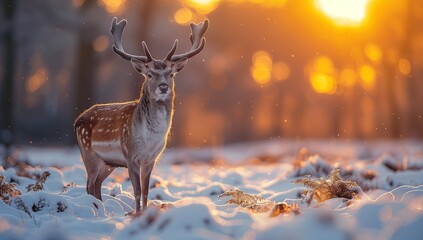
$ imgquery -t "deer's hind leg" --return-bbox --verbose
[81,151,113,201]
[94,162,115,200]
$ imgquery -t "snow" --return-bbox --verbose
[1,140,423,240]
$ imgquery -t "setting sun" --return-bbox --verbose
[315,0,369,26]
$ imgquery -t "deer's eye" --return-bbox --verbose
[170,73,175,78]
[147,73,153,79]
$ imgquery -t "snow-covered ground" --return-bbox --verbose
[1,140,423,240]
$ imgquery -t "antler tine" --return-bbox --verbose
[165,40,178,61]
[110,17,150,62]
[171,19,209,61]
[141,41,153,62]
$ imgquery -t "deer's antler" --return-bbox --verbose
[110,17,153,62]
[165,19,209,61]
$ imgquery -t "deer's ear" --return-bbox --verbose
[130,59,148,74]
[171,58,189,73]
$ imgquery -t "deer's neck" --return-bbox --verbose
[135,85,174,132]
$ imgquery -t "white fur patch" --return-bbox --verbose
[92,140,126,163]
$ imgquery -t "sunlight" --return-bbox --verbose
[184,0,220,14]
[315,0,369,26]
[176,0,289,22]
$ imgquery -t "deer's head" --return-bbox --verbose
[110,17,208,102]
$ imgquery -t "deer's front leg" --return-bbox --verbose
[128,161,142,213]
[141,163,154,211]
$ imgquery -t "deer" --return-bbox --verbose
[74,17,208,213]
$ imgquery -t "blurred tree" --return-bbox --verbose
[0,0,16,166]
[74,0,99,126]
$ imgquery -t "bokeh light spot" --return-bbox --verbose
[308,56,336,94]
[398,58,411,75]
[26,68,48,93]
[93,35,109,52]
[251,51,273,84]
[174,8,193,25]
[99,0,126,14]
[251,65,271,84]
[365,43,382,63]
[310,72,336,94]
[359,65,376,91]
[252,51,273,68]
[314,56,334,73]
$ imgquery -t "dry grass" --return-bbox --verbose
[0,175,21,203]
[26,171,50,192]
[293,169,360,204]
[219,189,299,216]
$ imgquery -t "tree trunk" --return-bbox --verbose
[72,0,97,129]
[0,0,16,167]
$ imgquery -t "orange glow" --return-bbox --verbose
[26,68,48,93]
[310,72,336,94]
[178,0,288,17]
[398,58,411,75]
[272,62,290,81]
[174,8,194,25]
[251,51,273,84]
[93,35,109,52]
[339,68,357,89]
[315,0,369,26]
[249,0,287,8]
[185,0,220,14]
[365,44,382,63]
[359,65,376,91]
[98,0,126,14]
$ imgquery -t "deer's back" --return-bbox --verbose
[75,101,138,167]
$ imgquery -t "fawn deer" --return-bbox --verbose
[75,17,208,213]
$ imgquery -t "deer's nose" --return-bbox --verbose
[159,83,169,94]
